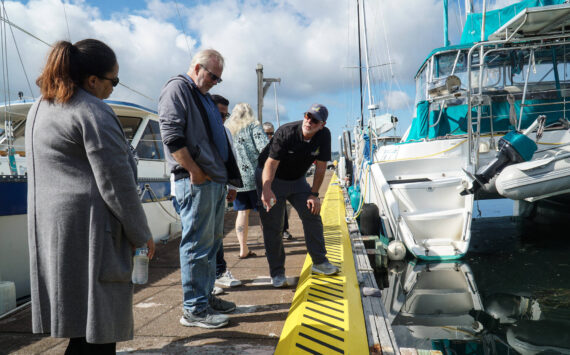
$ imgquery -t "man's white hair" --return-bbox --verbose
[189,49,225,70]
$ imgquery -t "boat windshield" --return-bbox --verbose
[415,50,483,104]
[408,42,570,141]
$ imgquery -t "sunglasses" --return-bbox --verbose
[266,131,274,136]
[98,75,120,87]
[200,64,223,83]
[220,112,231,119]
[304,113,321,125]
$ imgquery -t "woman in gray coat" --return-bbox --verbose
[25,39,154,354]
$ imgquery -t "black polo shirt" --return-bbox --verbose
[258,120,331,180]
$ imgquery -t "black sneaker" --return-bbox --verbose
[179,308,229,329]
[209,295,236,313]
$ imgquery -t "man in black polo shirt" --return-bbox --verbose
[256,104,339,288]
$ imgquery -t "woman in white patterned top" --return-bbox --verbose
[225,103,269,258]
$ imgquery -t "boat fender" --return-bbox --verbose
[348,185,361,211]
[387,240,406,261]
[359,203,381,236]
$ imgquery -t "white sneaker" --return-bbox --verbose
[215,270,242,288]
[212,286,224,295]
[312,261,340,276]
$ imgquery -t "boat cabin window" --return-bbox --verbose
[508,47,570,96]
[135,120,164,160]
[118,116,141,142]
[434,51,466,78]
[415,65,428,105]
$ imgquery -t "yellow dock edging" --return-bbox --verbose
[275,175,368,355]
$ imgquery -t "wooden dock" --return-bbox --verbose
[0,170,413,354]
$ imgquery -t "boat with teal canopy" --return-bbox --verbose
[349,0,570,261]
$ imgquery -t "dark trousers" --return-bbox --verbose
[65,337,115,355]
[283,209,289,232]
[255,168,328,278]
[173,196,226,278]
[216,242,226,277]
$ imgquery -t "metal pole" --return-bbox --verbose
[256,63,263,123]
[361,0,375,123]
[444,0,450,47]
[356,0,364,129]
[273,82,280,127]
[465,0,473,14]
[481,0,487,43]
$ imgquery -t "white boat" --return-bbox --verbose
[346,1,570,260]
[0,99,180,303]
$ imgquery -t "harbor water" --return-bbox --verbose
[379,216,570,354]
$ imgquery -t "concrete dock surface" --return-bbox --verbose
[0,172,333,354]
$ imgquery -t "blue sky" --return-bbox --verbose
[1,0,518,151]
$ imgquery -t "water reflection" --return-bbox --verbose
[380,218,570,354]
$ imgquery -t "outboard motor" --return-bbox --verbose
[461,116,544,195]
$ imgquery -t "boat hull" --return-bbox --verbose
[357,137,474,260]
[354,128,570,260]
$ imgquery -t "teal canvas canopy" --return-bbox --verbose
[460,0,566,44]
[404,99,570,143]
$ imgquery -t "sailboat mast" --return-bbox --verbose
[444,0,450,47]
[360,0,376,123]
[357,0,364,129]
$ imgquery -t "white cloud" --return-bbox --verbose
[1,0,508,142]
[382,90,412,111]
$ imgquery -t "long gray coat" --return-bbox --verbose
[25,88,151,343]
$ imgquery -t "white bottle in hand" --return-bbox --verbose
[132,248,149,284]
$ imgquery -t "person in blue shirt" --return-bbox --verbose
[159,49,237,329]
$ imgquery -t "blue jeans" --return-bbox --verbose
[175,178,226,314]
[172,194,226,278]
